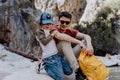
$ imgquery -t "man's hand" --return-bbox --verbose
[86,46,94,55]
[79,41,94,56]
[78,41,86,49]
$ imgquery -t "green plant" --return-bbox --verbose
[74,19,120,55]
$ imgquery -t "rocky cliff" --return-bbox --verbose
[0,0,119,58]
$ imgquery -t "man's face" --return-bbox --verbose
[59,16,70,31]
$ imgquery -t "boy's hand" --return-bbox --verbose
[51,31,58,37]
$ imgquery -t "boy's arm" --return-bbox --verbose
[36,29,53,45]
[27,16,53,45]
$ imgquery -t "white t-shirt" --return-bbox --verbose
[36,29,58,58]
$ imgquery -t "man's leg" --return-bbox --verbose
[57,41,79,72]
[65,72,76,80]
[73,40,86,58]
[72,41,87,80]
[73,44,81,58]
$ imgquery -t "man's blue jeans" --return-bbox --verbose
[44,54,73,80]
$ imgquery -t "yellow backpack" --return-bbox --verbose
[78,49,110,80]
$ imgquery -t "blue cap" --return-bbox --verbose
[40,12,53,24]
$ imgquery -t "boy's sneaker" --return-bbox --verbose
[36,59,44,74]
[35,62,41,74]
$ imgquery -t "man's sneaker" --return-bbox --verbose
[75,68,86,80]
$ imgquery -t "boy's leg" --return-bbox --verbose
[44,54,65,80]
[60,55,76,80]
[57,41,79,72]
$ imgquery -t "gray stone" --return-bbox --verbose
[108,66,120,80]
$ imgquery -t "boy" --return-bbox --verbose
[36,12,76,80]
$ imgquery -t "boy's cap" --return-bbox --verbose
[40,12,53,24]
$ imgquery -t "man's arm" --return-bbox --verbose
[53,31,86,48]
[76,32,94,55]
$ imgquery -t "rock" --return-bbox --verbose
[79,0,104,24]
[0,71,11,80]
[34,0,86,24]
[2,69,54,80]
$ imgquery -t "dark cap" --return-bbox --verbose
[40,12,53,24]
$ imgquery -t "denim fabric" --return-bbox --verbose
[44,54,73,80]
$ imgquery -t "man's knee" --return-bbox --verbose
[60,41,71,47]
[57,41,72,53]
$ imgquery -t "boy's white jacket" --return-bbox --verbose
[35,29,58,58]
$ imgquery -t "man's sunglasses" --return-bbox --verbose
[60,20,70,25]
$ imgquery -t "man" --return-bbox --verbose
[51,11,94,79]
[36,12,86,80]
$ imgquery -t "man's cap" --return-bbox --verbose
[40,12,53,24]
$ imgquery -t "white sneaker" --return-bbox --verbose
[35,62,40,74]
[35,61,44,74]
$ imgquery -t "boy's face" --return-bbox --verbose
[59,16,70,32]
[42,23,53,30]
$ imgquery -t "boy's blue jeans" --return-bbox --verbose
[44,54,73,80]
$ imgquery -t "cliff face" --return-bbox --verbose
[0,0,119,58]
[79,0,104,24]
[35,0,120,45]
[34,0,86,23]
[34,0,109,24]
[0,0,42,58]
